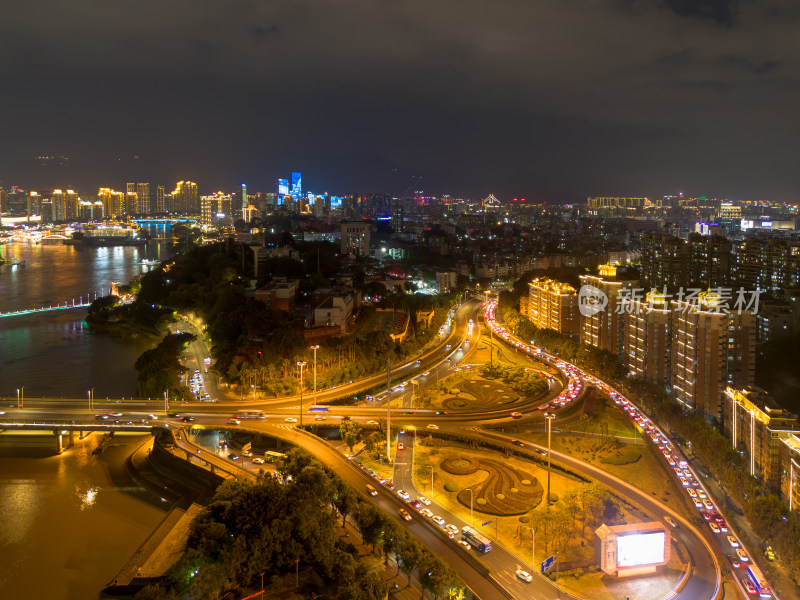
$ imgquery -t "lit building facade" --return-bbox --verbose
[527,278,579,338]
[725,386,798,490]
[341,221,372,257]
[200,192,233,226]
[171,181,199,214]
[580,265,639,355]
[623,291,671,386]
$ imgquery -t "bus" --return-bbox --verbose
[308,406,329,413]
[236,410,265,419]
[747,565,772,598]
[461,526,492,553]
[265,451,287,463]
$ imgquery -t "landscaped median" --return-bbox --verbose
[412,433,689,600]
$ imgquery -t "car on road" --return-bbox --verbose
[736,548,749,562]
[446,524,459,536]
[181,416,195,422]
[457,540,471,551]
[228,419,241,425]
[431,515,445,526]
[515,569,533,583]
[367,420,378,425]
[422,372,430,377]
[703,499,714,511]
[108,412,123,417]
[94,414,109,420]
[664,516,678,528]
[697,489,707,499]
[709,522,720,533]
[227,453,239,461]
[687,488,697,498]
[418,496,431,506]
[716,518,728,532]
[397,490,410,501]
[167,413,181,418]
[397,442,404,450]
[409,500,421,509]
[729,554,741,569]
[426,424,439,430]
[679,477,689,486]
[242,450,253,458]
[284,417,298,423]
[147,414,159,420]
[314,416,327,421]
[728,535,739,548]
[398,509,412,521]
[510,439,525,447]
[510,412,522,419]
[385,482,396,491]
[742,579,757,595]
[419,508,433,518]
[252,457,265,464]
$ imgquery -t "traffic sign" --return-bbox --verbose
[482,520,493,527]
[541,555,555,573]
[366,395,374,402]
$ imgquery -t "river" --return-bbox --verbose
[0,233,181,599]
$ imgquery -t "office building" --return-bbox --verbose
[0,188,6,213]
[341,221,372,257]
[579,265,639,355]
[290,172,302,197]
[392,202,405,233]
[670,292,756,420]
[725,386,798,490]
[527,278,579,338]
[734,236,800,292]
[241,184,248,213]
[278,179,289,197]
[587,197,648,212]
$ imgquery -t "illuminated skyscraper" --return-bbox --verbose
[201,192,233,226]
[0,188,6,213]
[136,183,150,214]
[291,172,302,197]
[171,181,199,213]
[155,186,165,213]
[241,183,248,212]
[278,179,289,198]
[99,188,125,219]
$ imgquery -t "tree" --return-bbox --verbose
[419,553,458,600]
[339,420,364,454]
[396,533,422,583]
[341,571,389,600]
[334,481,358,527]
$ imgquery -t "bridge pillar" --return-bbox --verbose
[55,432,63,454]
[68,430,75,447]
[185,450,192,461]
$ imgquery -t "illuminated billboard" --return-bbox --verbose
[278,179,289,196]
[616,532,665,568]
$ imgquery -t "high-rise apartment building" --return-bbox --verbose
[587,197,648,211]
[687,233,731,288]
[579,265,639,355]
[136,183,150,214]
[391,202,405,233]
[125,192,138,217]
[639,233,688,291]
[671,292,756,420]
[98,188,125,219]
[200,192,233,226]
[155,186,165,213]
[725,386,798,490]
[734,236,800,292]
[527,278,579,338]
[0,188,6,213]
[171,181,199,214]
[241,183,248,213]
[623,291,671,385]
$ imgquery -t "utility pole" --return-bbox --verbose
[297,362,306,428]
[386,355,391,462]
[545,412,556,504]
[311,345,320,405]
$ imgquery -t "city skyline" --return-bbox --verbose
[1,2,799,202]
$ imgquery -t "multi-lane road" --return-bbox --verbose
[0,297,736,600]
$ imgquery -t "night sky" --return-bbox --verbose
[2,0,798,202]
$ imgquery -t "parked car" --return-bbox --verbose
[397,490,410,501]
[418,496,431,506]
[431,515,446,526]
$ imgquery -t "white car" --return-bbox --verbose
[431,515,446,526]
[515,569,533,583]
[242,450,253,458]
[419,508,433,518]
[314,416,326,421]
[397,490,410,501]
[457,540,471,551]
[418,496,431,506]
[727,535,739,548]
[445,524,459,536]
[284,417,298,423]
[252,457,265,464]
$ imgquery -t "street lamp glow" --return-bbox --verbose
[297,361,306,427]
[544,412,556,504]
[310,345,320,406]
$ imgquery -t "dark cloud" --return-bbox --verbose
[0,0,798,201]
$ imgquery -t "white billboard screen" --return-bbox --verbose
[616,532,665,568]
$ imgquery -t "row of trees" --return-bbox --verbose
[136,448,466,600]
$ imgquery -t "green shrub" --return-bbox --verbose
[444,482,460,493]
[519,516,530,523]
[600,449,641,465]
[476,498,487,505]
[548,493,559,503]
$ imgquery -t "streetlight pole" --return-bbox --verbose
[252,385,256,402]
[88,388,94,411]
[532,527,535,570]
[429,465,434,498]
[17,387,23,409]
[467,488,473,526]
[297,361,306,428]
[310,345,319,405]
[545,412,556,504]
[164,391,168,415]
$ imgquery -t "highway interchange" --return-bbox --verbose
[1,297,759,600]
